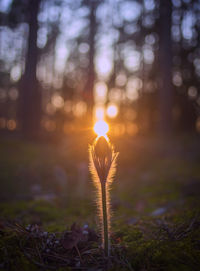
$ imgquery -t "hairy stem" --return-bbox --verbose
[101,182,109,256]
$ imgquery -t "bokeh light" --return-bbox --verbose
[94,105,105,121]
[94,82,108,104]
[73,101,87,117]
[7,119,17,130]
[51,94,64,109]
[106,103,119,118]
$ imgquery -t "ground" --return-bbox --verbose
[0,133,200,270]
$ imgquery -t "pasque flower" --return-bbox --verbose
[89,135,118,256]
[91,136,117,183]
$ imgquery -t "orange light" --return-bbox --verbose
[94,105,105,121]
[94,120,109,137]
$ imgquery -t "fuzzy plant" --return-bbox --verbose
[89,135,118,256]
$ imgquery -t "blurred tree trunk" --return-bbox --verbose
[19,0,41,138]
[158,0,173,135]
[85,1,97,121]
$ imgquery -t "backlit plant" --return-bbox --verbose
[89,120,118,256]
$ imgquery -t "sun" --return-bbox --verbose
[94,120,109,137]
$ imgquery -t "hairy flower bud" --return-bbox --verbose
[90,136,118,184]
[95,136,112,161]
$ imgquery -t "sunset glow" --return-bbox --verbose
[94,120,109,137]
